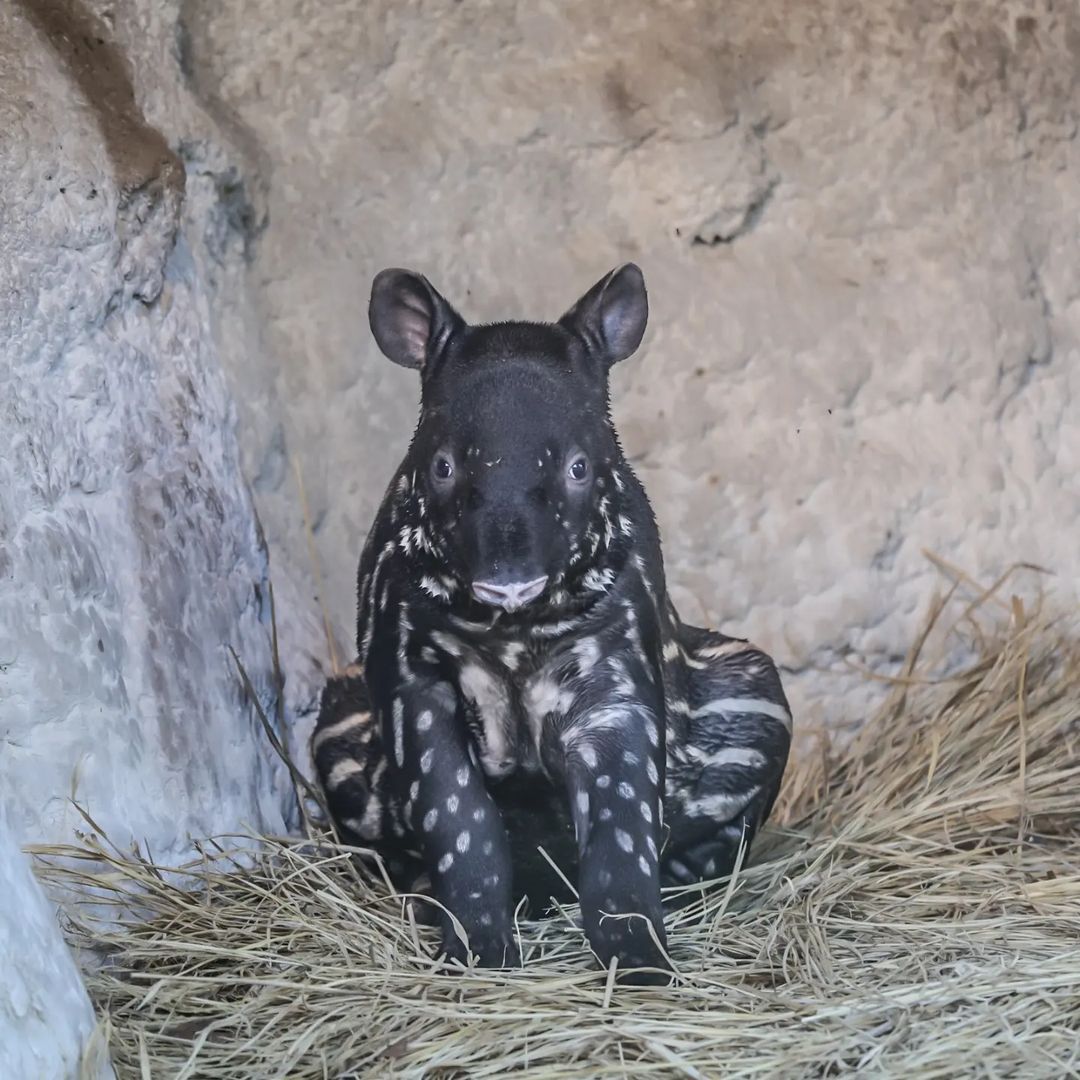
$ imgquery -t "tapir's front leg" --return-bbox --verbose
[377,674,518,968]
[554,677,670,984]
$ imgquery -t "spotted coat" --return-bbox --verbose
[313,264,791,983]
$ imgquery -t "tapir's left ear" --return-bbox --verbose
[558,263,648,366]
[369,269,464,371]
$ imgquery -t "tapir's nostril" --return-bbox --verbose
[471,576,548,611]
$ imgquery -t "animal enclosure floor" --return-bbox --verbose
[38,596,1080,1079]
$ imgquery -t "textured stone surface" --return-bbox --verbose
[0,0,313,862]
[182,0,1080,731]
[0,811,112,1078]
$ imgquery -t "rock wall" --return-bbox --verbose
[0,812,112,1079]
[184,0,1080,732]
[0,0,325,864]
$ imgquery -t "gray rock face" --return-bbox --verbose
[0,0,307,861]
[184,0,1080,733]
[0,812,112,1078]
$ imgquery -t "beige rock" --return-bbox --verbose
[185,0,1080,731]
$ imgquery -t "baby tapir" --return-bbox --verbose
[312,264,792,983]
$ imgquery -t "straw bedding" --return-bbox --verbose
[38,585,1080,1079]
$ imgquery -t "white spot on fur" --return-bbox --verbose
[459,661,514,776]
[646,758,659,785]
[605,659,637,698]
[311,712,370,753]
[684,746,767,770]
[524,673,575,743]
[617,781,635,799]
[354,760,386,838]
[500,642,526,671]
[599,807,612,821]
[596,774,611,789]
[683,786,760,821]
[326,758,363,790]
[416,710,434,733]
[691,698,792,731]
[438,853,454,873]
[456,830,471,854]
[456,766,470,787]
[473,807,486,822]
[646,835,658,860]
[446,794,460,814]
[639,801,653,824]
[576,791,590,818]
[420,575,450,601]
[615,828,634,853]
[572,636,601,676]
[420,749,435,774]
[359,541,396,661]
[392,699,405,766]
[530,618,581,638]
[431,631,464,657]
[423,809,439,832]
[582,567,615,593]
[638,855,651,876]
[696,640,754,660]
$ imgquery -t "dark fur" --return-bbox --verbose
[312,265,791,983]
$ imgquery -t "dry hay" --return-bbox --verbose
[37,583,1080,1079]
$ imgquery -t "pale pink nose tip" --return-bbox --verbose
[471,576,548,611]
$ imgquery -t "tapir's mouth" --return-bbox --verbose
[471,575,548,612]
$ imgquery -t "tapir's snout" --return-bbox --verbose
[471,575,548,611]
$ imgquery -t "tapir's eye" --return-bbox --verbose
[432,453,454,483]
[567,455,590,483]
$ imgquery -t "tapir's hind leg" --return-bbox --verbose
[311,664,426,894]
[662,628,792,891]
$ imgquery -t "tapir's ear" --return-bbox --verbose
[558,263,648,365]
[369,269,464,371]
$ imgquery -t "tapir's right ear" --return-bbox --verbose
[558,263,648,367]
[368,269,464,371]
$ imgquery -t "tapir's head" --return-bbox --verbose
[369,264,648,612]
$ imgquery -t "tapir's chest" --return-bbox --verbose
[440,619,675,780]
[452,647,571,779]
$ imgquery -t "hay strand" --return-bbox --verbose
[34,593,1080,1078]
